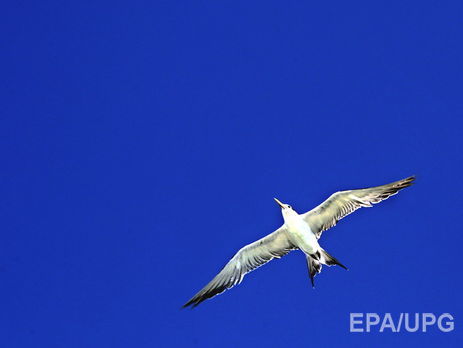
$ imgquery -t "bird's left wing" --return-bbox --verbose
[183,227,296,307]
[302,176,415,239]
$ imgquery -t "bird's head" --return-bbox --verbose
[274,198,297,219]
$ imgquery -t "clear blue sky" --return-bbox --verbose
[1,1,462,347]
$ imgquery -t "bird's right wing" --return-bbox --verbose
[302,176,415,239]
[183,227,296,307]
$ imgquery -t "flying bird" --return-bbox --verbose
[183,176,415,307]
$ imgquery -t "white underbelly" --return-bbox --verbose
[286,220,319,254]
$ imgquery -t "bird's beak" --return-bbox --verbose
[274,198,285,208]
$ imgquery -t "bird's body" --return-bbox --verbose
[183,176,415,307]
[282,207,319,255]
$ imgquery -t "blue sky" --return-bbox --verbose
[1,1,462,347]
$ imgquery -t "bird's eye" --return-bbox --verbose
[287,205,291,209]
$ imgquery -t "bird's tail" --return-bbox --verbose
[306,249,348,287]
[306,255,322,288]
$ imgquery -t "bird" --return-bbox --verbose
[183,176,415,307]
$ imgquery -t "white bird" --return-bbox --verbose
[183,176,415,307]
